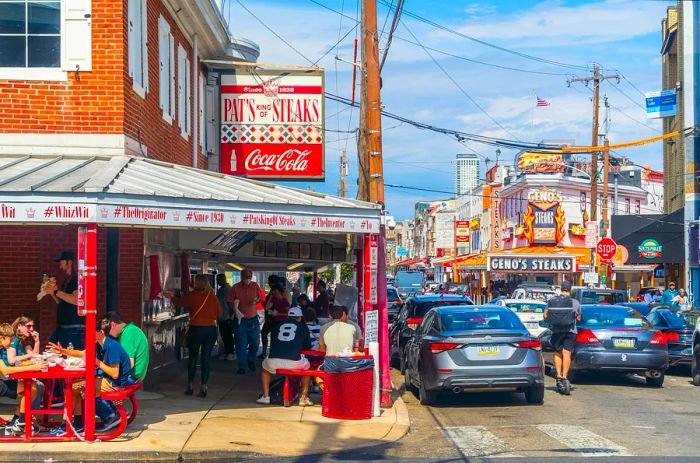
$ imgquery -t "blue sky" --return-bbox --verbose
[221,0,673,219]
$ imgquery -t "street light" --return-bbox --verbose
[526,161,592,180]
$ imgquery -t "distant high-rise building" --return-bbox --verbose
[454,153,480,195]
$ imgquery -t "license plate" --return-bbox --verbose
[477,346,500,355]
[613,338,636,348]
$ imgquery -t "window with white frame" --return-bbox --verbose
[128,0,148,96]
[0,0,91,77]
[158,15,175,122]
[177,44,190,138]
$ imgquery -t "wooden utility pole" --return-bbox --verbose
[361,0,385,205]
[602,137,610,236]
[340,148,347,198]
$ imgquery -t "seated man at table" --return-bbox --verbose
[48,318,132,435]
[256,307,313,406]
[0,323,45,435]
[319,305,358,355]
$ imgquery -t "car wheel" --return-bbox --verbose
[418,371,438,406]
[646,372,665,388]
[399,348,408,375]
[692,345,700,386]
[524,384,545,404]
[404,366,416,395]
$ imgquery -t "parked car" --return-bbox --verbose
[512,286,556,301]
[441,282,470,296]
[621,302,652,316]
[387,286,402,304]
[570,286,628,304]
[495,299,548,336]
[403,305,545,405]
[646,307,696,367]
[389,294,472,373]
[539,304,669,387]
[395,271,426,298]
[636,286,663,302]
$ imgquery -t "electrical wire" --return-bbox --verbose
[379,0,403,72]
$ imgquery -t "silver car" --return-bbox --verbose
[404,305,545,405]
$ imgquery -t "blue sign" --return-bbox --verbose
[654,264,665,278]
[396,247,408,257]
[645,89,677,119]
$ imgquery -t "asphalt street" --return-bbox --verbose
[249,366,700,462]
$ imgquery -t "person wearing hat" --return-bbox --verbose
[43,250,85,350]
[256,306,313,406]
[660,282,679,307]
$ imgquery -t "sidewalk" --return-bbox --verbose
[0,359,409,462]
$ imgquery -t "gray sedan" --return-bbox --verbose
[404,305,545,405]
[540,304,669,386]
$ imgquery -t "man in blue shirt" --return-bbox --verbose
[48,318,132,435]
[660,282,678,306]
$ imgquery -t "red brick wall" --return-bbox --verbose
[0,0,125,134]
[0,226,144,347]
[123,0,205,167]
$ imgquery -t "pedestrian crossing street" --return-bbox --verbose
[441,424,633,458]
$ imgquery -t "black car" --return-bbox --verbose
[389,294,473,373]
[539,304,669,386]
[621,302,653,316]
[646,308,696,367]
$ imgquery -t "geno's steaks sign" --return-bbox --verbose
[487,255,575,273]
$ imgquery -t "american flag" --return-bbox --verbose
[536,96,551,107]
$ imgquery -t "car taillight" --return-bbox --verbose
[665,331,680,342]
[406,317,423,330]
[392,298,402,303]
[575,329,600,344]
[516,340,542,351]
[649,330,667,345]
[430,342,461,354]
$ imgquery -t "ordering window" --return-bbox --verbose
[0,0,92,80]
[128,0,148,97]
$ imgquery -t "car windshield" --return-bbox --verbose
[526,290,555,301]
[581,291,625,305]
[505,302,546,313]
[580,306,651,329]
[440,309,525,332]
[416,300,471,318]
[661,310,697,329]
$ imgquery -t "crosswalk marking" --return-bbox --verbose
[442,426,522,458]
[536,424,632,457]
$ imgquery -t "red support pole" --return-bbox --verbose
[362,234,372,328]
[82,223,98,441]
[376,224,391,407]
[356,236,365,329]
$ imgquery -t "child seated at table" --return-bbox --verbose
[47,318,132,436]
[303,308,321,350]
[0,323,45,435]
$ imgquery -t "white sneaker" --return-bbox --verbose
[226,354,235,361]
[256,395,271,405]
[298,397,314,407]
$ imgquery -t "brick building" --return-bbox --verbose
[0,0,259,348]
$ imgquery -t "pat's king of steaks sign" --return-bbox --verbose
[220,68,325,180]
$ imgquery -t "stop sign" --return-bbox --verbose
[597,237,618,261]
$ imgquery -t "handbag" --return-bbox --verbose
[180,292,211,347]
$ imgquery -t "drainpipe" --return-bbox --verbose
[192,34,199,168]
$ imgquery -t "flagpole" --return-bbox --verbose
[531,89,536,141]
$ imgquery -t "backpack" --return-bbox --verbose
[268,376,288,405]
[546,295,577,332]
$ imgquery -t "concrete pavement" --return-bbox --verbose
[0,359,409,462]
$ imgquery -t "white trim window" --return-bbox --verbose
[0,0,91,81]
[177,44,190,139]
[128,0,148,97]
[158,15,175,123]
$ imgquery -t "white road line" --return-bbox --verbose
[442,426,522,458]
[536,424,632,457]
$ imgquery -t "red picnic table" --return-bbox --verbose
[1,365,85,442]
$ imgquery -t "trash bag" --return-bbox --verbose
[322,356,374,373]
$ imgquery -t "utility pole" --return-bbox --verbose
[569,64,619,286]
[339,149,347,198]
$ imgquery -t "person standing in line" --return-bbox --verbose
[314,280,330,325]
[229,269,262,375]
[216,274,236,361]
[660,282,679,306]
[165,274,219,397]
[44,251,85,349]
[260,275,281,359]
[543,280,581,396]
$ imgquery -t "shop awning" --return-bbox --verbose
[613,264,657,273]
[456,253,487,270]
[0,154,381,233]
[494,246,591,266]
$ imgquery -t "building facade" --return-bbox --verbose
[454,153,479,196]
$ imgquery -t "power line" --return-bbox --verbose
[379,0,403,72]
[400,19,521,140]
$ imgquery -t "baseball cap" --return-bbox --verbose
[561,280,572,292]
[54,250,76,262]
[288,307,303,317]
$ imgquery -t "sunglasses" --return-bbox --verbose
[25,324,34,329]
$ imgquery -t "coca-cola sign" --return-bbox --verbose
[220,68,325,180]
